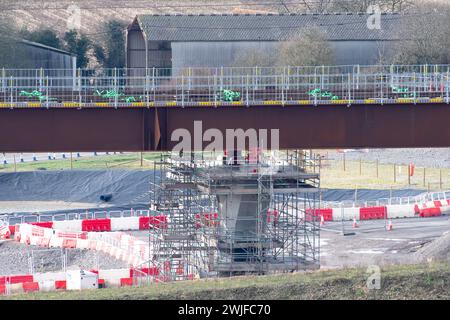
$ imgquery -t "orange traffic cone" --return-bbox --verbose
[320,215,325,226]
[386,220,393,231]
[352,218,358,228]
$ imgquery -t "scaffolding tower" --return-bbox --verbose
[148,150,321,279]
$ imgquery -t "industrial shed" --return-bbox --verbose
[126,13,407,72]
[0,38,76,69]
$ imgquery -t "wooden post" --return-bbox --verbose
[439,169,442,190]
[393,164,396,183]
[13,154,16,172]
[70,152,73,170]
[408,165,410,185]
[423,168,426,187]
[140,152,143,167]
[376,159,379,178]
[343,153,346,172]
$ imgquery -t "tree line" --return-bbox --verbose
[0,17,126,69]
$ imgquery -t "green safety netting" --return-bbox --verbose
[19,90,56,101]
[220,90,241,102]
[94,90,141,103]
[307,88,339,100]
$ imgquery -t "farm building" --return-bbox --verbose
[0,38,76,70]
[126,13,408,72]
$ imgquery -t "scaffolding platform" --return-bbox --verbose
[147,150,321,279]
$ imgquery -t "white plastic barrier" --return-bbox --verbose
[76,239,89,249]
[386,204,417,219]
[53,220,82,232]
[441,206,450,215]
[49,237,64,248]
[43,228,55,238]
[29,236,41,246]
[39,280,56,292]
[110,217,140,231]
[332,207,360,221]
[98,269,130,286]
[34,272,66,283]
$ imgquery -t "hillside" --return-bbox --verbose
[3,0,441,38]
[3,262,450,300]
[2,0,285,39]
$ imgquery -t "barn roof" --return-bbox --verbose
[134,13,409,42]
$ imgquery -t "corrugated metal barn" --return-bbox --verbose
[126,13,407,72]
[19,39,76,70]
[0,38,76,70]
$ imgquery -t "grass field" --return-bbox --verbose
[2,151,449,191]
[0,153,163,171]
[3,262,449,300]
[320,158,450,191]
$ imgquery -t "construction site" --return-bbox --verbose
[0,0,450,301]
[1,146,450,299]
[147,150,320,279]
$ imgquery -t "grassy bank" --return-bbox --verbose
[0,153,163,171]
[3,262,449,300]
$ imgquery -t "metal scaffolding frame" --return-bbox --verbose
[1,64,449,108]
[148,150,321,279]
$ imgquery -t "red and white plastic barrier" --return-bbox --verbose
[0,266,167,295]
[4,198,450,240]
[13,224,148,267]
[0,226,11,240]
[7,215,168,236]
[314,198,450,223]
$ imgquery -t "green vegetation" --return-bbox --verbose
[94,20,127,69]
[19,28,62,49]
[0,153,163,172]
[63,30,91,68]
[3,262,449,300]
[19,28,91,68]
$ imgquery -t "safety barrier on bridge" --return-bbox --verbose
[0,64,449,108]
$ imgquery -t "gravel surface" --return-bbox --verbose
[0,241,128,276]
[327,148,450,168]
[414,231,450,263]
[0,201,111,214]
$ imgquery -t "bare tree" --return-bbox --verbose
[232,48,277,67]
[389,4,450,64]
[277,27,334,66]
[330,0,415,12]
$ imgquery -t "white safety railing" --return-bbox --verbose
[1,64,449,107]
[322,189,450,209]
[3,189,449,226]
[4,209,152,226]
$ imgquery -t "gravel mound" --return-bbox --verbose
[413,232,450,263]
[0,241,128,276]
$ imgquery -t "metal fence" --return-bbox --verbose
[0,64,449,107]
[1,189,448,227]
[322,190,450,209]
[2,209,152,226]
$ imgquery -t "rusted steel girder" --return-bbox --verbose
[0,103,449,152]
